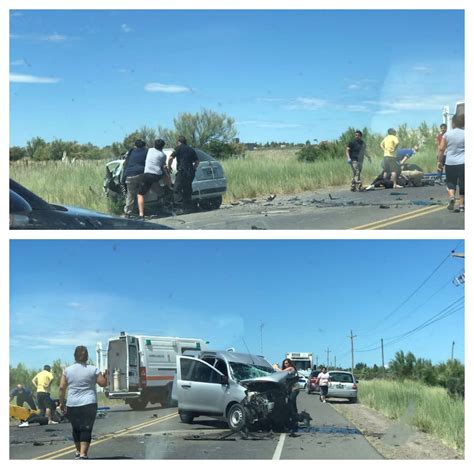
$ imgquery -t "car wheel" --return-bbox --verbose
[227,403,247,432]
[128,397,148,411]
[348,397,358,404]
[199,196,222,211]
[179,411,195,424]
[307,388,312,394]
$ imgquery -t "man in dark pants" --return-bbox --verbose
[10,384,37,410]
[346,130,367,191]
[122,139,148,217]
[167,136,199,214]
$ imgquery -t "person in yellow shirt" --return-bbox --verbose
[32,365,57,425]
[380,128,402,188]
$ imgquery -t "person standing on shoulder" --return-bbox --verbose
[316,366,331,403]
[123,139,148,217]
[438,114,464,212]
[436,123,448,179]
[380,128,401,188]
[346,130,366,192]
[32,365,57,424]
[59,345,107,460]
[137,138,170,218]
[167,136,199,214]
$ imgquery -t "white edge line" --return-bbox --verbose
[272,432,286,460]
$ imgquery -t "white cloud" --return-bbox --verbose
[145,82,191,93]
[348,84,360,90]
[343,104,370,112]
[10,33,73,42]
[121,24,133,33]
[284,97,329,110]
[10,59,26,66]
[364,94,463,112]
[237,120,301,129]
[44,33,68,42]
[413,65,432,75]
[10,73,60,84]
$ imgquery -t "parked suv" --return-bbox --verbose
[176,350,301,431]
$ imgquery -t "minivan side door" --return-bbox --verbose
[176,356,228,415]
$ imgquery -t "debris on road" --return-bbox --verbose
[379,205,390,209]
[266,194,277,202]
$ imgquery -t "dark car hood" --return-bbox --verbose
[47,204,173,229]
[240,371,296,391]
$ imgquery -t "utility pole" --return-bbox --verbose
[334,356,337,369]
[315,355,318,369]
[348,330,357,375]
[326,348,331,368]
[451,341,455,361]
[381,338,385,374]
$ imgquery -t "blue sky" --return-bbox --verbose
[10,240,464,371]
[9,9,464,147]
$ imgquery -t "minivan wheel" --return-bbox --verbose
[227,403,247,432]
[179,411,195,424]
[348,397,358,403]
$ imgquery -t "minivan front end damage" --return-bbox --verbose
[238,372,311,431]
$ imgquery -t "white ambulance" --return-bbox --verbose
[106,332,207,410]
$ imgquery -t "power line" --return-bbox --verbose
[357,242,462,337]
[356,296,463,353]
[358,278,453,351]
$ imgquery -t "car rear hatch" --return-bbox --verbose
[193,151,227,198]
[328,372,357,397]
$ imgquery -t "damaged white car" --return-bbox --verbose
[176,350,310,432]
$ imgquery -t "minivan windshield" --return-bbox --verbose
[229,362,274,382]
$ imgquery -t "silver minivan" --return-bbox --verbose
[176,350,297,431]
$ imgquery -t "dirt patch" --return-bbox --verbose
[330,401,463,460]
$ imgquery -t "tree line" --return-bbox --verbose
[347,350,464,399]
[10,108,442,164]
[9,109,245,163]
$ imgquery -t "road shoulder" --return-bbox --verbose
[330,401,463,459]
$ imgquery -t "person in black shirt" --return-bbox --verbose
[167,136,199,213]
[346,130,367,192]
[123,139,148,217]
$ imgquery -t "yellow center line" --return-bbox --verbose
[351,205,445,230]
[34,412,178,460]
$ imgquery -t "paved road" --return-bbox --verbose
[148,184,464,230]
[10,394,383,460]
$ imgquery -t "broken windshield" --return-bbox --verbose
[229,362,274,382]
